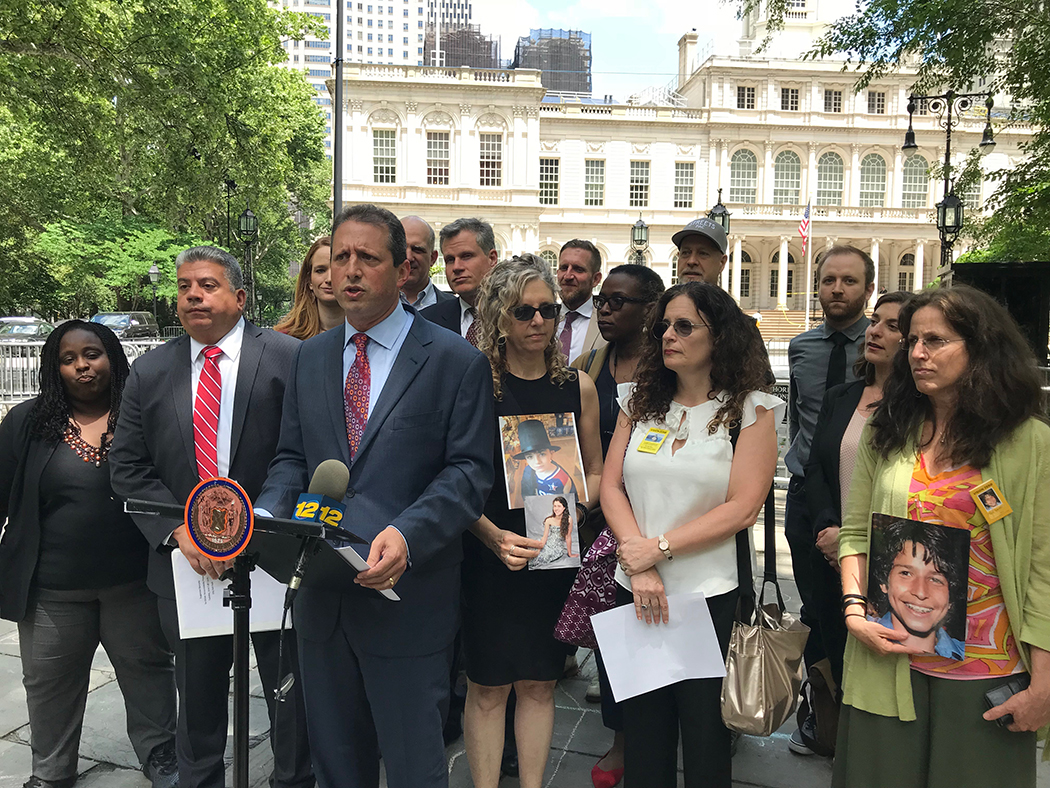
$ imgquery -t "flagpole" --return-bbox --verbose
[804,201,813,331]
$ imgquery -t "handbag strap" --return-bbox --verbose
[733,424,783,623]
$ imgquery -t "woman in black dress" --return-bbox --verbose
[463,255,603,788]
[0,320,177,788]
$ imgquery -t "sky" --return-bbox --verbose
[472,0,746,101]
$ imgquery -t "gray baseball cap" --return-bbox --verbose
[672,218,728,254]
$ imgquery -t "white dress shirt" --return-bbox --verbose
[559,296,594,363]
[189,317,245,477]
[458,297,476,339]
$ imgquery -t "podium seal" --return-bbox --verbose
[184,478,255,561]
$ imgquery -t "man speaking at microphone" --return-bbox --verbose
[255,204,494,788]
[109,247,313,788]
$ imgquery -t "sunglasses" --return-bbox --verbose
[652,318,709,339]
[512,303,561,322]
[593,294,648,312]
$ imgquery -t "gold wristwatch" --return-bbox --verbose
[658,534,673,561]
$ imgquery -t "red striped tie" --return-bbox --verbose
[193,345,223,480]
[344,333,370,459]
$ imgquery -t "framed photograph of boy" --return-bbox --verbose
[499,413,588,510]
[523,493,581,570]
[867,513,970,661]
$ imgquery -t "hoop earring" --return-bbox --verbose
[497,335,506,347]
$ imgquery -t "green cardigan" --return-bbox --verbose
[838,416,1050,721]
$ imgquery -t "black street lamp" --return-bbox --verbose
[148,263,160,322]
[902,90,996,271]
[707,187,731,235]
[237,202,259,321]
[630,215,649,265]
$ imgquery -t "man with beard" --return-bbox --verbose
[400,215,454,309]
[671,217,728,285]
[784,245,874,755]
[556,240,605,363]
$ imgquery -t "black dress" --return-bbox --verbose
[461,372,582,686]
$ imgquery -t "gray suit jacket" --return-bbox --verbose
[255,305,495,656]
[110,322,301,599]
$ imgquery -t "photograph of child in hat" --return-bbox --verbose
[867,514,969,660]
[524,494,580,570]
[500,413,588,509]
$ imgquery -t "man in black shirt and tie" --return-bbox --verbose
[784,244,874,754]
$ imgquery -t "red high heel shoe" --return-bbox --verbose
[591,751,624,788]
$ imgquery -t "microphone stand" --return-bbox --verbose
[223,553,255,788]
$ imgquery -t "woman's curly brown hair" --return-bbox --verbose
[476,254,576,400]
[629,282,771,433]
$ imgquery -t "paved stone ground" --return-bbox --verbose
[1,495,1047,787]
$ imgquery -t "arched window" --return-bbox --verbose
[773,151,802,205]
[816,152,844,206]
[901,156,929,209]
[898,253,916,292]
[859,153,887,207]
[539,249,558,275]
[671,251,678,281]
[729,149,758,204]
[726,251,752,293]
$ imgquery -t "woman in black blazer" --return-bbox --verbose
[805,291,910,688]
[0,321,177,788]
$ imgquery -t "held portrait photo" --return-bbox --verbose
[523,494,581,570]
[499,413,588,510]
[867,514,970,660]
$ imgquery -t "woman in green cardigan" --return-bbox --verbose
[835,285,1050,788]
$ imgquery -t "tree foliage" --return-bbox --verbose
[0,0,332,319]
[738,0,1050,262]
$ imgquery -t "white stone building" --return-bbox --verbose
[328,2,1030,312]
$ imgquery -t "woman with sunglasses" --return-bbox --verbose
[601,282,782,788]
[462,254,603,788]
[834,286,1050,788]
[571,263,664,788]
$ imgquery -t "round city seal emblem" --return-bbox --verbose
[184,478,254,561]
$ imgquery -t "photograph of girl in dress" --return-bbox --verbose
[500,413,588,509]
[524,494,580,570]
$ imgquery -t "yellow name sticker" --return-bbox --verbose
[970,479,1012,525]
[637,428,670,454]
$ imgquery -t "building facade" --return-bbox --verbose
[328,7,1030,311]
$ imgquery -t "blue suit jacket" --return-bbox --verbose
[256,305,495,657]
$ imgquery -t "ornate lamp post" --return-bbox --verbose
[707,187,731,235]
[148,263,160,322]
[237,203,259,321]
[902,90,996,272]
[630,216,649,265]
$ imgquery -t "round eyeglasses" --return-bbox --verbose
[652,318,709,339]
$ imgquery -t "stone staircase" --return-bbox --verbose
[753,309,817,341]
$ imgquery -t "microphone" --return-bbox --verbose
[286,460,350,602]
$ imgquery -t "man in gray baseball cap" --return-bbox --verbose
[671,217,728,285]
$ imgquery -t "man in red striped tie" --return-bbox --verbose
[110,247,314,788]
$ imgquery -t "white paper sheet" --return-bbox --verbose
[334,545,400,601]
[591,591,726,703]
[171,551,288,639]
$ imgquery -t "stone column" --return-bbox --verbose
[892,148,904,208]
[869,238,881,308]
[848,143,861,207]
[915,242,925,292]
[732,236,743,303]
[778,236,789,309]
[348,99,364,185]
[763,141,774,204]
[405,101,418,186]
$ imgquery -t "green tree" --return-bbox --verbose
[738,0,1050,262]
[0,0,331,314]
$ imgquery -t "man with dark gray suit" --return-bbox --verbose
[110,247,313,788]
[256,204,495,788]
[420,217,499,343]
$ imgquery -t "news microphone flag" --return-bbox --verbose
[798,202,811,255]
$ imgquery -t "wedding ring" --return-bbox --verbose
[389,577,395,587]
[640,604,648,610]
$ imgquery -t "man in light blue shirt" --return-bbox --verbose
[400,215,453,309]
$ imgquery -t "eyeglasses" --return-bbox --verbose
[901,336,964,353]
[652,318,709,339]
[593,294,648,312]
[512,303,561,322]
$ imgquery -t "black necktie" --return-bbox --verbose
[826,332,850,389]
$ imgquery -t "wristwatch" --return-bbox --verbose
[658,534,673,562]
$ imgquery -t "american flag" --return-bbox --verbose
[798,202,811,255]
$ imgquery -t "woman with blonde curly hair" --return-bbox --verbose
[462,254,603,788]
[274,236,344,339]
[602,281,783,788]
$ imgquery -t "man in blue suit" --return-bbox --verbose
[256,203,495,788]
